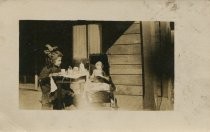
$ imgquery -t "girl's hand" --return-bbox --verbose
[49,73,53,77]
[104,76,110,81]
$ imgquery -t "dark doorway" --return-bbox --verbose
[19,20,73,83]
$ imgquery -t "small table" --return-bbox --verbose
[52,72,88,109]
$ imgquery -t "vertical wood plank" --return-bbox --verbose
[88,24,102,54]
[141,21,156,110]
[34,74,38,90]
[160,22,170,98]
[73,25,87,60]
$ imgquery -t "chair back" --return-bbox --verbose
[89,53,110,76]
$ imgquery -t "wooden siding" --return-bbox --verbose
[108,55,142,65]
[111,75,142,85]
[110,65,142,75]
[107,22,143,110]
[114,34,141,44]
[115,85,143,96]
[115,95,143,110]
[107,44,141,55]
[124,23,141,34]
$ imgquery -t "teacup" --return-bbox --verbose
[61,69,65,74]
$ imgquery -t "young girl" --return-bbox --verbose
[39,44,73,110]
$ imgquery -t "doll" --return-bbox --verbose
[90,61,109,83]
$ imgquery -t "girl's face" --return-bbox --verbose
[54,57,62,67]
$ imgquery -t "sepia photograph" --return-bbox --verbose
[1,0,210,131]
[19,20,174,111]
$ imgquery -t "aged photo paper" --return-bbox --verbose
[0,0,210,131]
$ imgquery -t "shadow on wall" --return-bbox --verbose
[148,31,174,83]
[101,21,134,53]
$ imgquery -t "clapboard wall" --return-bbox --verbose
[106,22,143,110]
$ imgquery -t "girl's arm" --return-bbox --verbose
[39,66,51,85]
[39,66,50,79]
[102,71,109,79]
[39,66,60,79]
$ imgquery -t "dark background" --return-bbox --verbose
[19,20,73,75]
[19,20,133,80]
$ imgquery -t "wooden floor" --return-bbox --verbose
[19,83,173,110]
[19,84,110,110]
